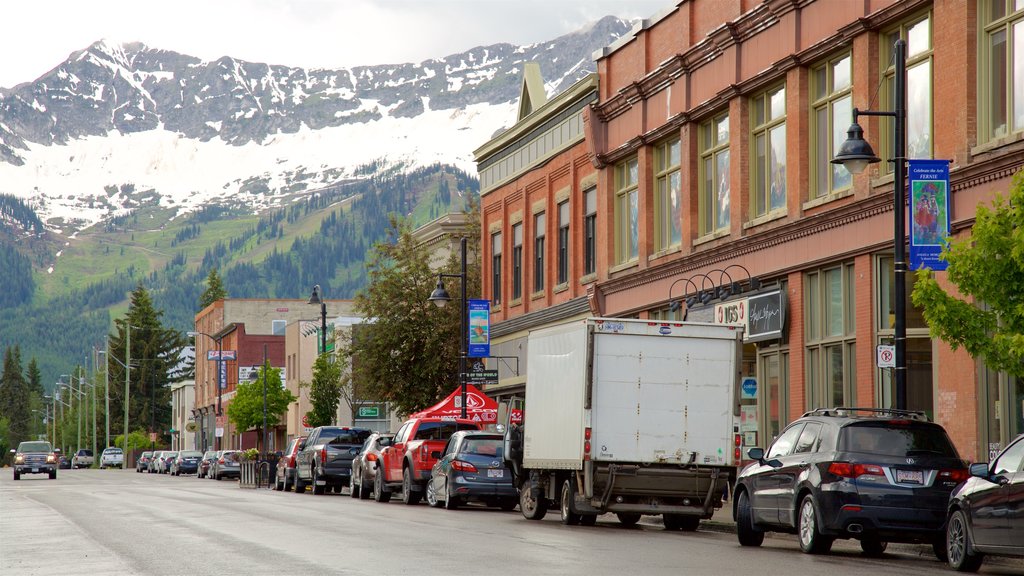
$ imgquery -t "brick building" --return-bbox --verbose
[477,0,1024,460]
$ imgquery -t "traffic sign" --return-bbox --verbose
[877,345,896,368]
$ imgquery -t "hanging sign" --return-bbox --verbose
[908,159,951,271]
[467,299,491,358]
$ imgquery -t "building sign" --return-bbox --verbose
[467,299,491,358]
[207,350,237,360]
[238,365,286,382]
[715,299,747,326]
[908,159,951,271]
[357,404,385,419]
[747,290,785,342]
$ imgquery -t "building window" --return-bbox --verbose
[272,319,286,336]
[805,263,856,409]
[614,157,639,264]
[654,138,682,250]
[750,85,787,218]
[491,232,502,305]
[875,255,933,416]
[981,0,1024,141]
[882,14,933,166]
[583,188,597,276]
[557,201,569,285]
[533,212,546,293]
[512,223,523,301]
[700,112,730,235]
[811,53,853,198]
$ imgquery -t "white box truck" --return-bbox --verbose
[504,317,744,530]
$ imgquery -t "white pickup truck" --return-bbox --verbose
[99,447,124,469]
[505,317,744,530]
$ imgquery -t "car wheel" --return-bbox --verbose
[616,513,641,527]
[797,495,833,554]
[349,473,360,498]
[293,472,307,493]
[444,481,459,510]
[735,490,765,547]
[373,469,391,503]
[426,479,442,508]
[860,536,887,557]
[664,514,700,532]
[359,477,372,500]
[401,467,422,505]
[947,509,983,572]
[560,479,581,526]
[519,481,547,520]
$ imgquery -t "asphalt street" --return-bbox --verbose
[2,468,1022,576]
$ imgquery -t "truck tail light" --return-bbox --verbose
[321,447,328,463]
[451,460,477,472]
[828,462,885,478]
[584,427,591,461]
[734,434,742,462]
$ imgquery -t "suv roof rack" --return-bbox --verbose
[801,407,930,422]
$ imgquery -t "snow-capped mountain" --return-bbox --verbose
[0,16,632,230]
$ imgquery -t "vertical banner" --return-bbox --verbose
[908,159,951,271]
[467,299,491,358]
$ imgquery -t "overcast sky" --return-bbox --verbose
[2,0,672,89]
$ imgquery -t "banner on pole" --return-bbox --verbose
[467,299,490,358]
[908,159,951,271]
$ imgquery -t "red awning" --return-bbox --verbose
[409,384,498,423]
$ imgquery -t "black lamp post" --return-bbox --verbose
[832,39,907,410]
[308,285,329,357]
[427,237,468,419]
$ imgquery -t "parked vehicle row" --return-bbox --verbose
[134,449,242,480]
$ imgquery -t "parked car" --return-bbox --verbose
[733,407,967,559]
[99,447,123,469]
[425,431,517,510]
[11,441,59,480]
[375,418,482,504]
[295,427,372,495]
[58,454,72,470]
[210,450,241,480]
[136,451,153,473]
[148,451,164,473]
[71,449,94,469]
[275,436,306,492]
[171,450,203,475]
[349,432,392,499]
[198,450,218,479]
[945,432,1024,571]
[159,451,178,474]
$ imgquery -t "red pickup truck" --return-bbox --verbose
[374,417,482,504]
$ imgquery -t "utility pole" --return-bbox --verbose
[90,354,96,457]
[104,337,110,449]
[124,324,131,470]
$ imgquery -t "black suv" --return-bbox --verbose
[733,407,967,558]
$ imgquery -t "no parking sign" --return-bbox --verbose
[877,345,895,368]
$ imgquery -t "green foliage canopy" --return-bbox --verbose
[227,363,296,452]
[912,172,1024,376]
[305,353,341,428]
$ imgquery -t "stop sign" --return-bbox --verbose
[302,413,310,428]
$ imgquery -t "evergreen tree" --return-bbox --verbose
[226,362,295,453]
[199,267,228,310]
[0,346,31,460]
[912,172,1024,376]
[305,353,341,428]
[25,357,43,397]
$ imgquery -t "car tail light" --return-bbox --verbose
[583,427,591,461]
[366,453,378,462]
[828,462,885,478]
[288,455,296,466]
[939,468,969,482]
[321,447,328,463]
[451,460,478,472]
[218,457,225,464]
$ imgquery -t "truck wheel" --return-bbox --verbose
[664,514,699,532]
[520,482,547,520]
[616,513,641,527]
[373,470,391,503]
[402,467,422,505]
[797,495,833,554]
[735,490,764,547]
[49,470,57,480]
[293,472,307,493]
[13,471,20,481]
[560,480,581,526]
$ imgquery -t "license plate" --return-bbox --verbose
[315,480,327,485]
[896,469,923,484]
[487,469,504,478]
[31,468,39,473]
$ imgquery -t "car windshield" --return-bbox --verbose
[19,442,52,452]
[141,452,152,457]
[324,429,371,445]
[180,451,202,458]
[414,422,479,441]
[459,437,503,457]
[839,423,959,458]
[165,452,178,458]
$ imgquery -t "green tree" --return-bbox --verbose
[345,208,481,417]
[115,429,154,456]
[0,346,31,461]
[912,172,1024,376]
[106,283,188,442]
[227,362,296,453]
[305,353,341,428]
[25,358,43,397]
[198,267,228,310]
[0,417,10,460]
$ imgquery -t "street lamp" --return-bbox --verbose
[667,277,699,318]
[307,285,329,357]
[427,236,468,419]
[832,38,907,410]
[188,330,224,450]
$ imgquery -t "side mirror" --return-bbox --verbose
[746,447,764,461]
[53,448,61,453]
[378,438,391,447]
[969,462,990,478]
[8,449,14,454]
[349,448,359,456]
[430,451,441,459]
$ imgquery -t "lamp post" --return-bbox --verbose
[307,285,329,357]
[98,342,133,470]
[188,330,224,450]
[427,237,469,419]
[832,38,907,410]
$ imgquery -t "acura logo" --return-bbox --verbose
[906,457,916,465]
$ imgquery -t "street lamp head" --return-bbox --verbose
[832,117,881,174]
[428,278,451,308]
[308,284,323,306]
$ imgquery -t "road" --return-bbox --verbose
[2,468,1022,576]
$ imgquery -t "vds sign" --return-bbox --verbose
[715,299,747,326]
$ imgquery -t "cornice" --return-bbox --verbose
[955,145,1024,191]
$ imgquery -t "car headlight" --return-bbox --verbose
[14,455,24,464]
[47,455,56,463]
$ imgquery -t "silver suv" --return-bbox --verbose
[72,449,94,469]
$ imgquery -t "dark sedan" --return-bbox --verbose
[171,450,203,475]
[945,433,1024,571]
[425,431,517,510]
[136,451,153,473]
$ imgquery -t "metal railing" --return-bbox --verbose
[240,460,274,489]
